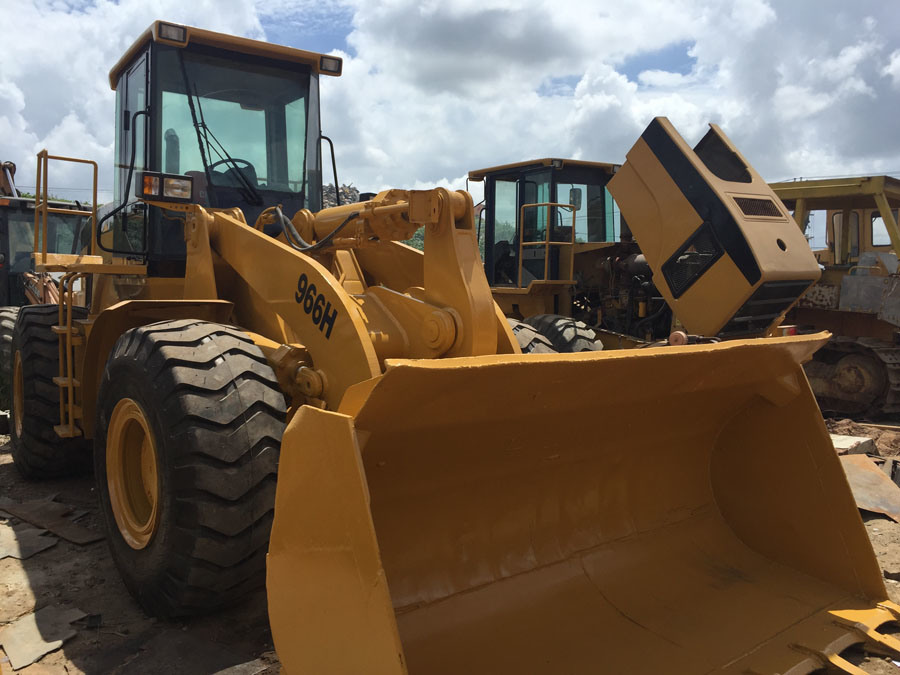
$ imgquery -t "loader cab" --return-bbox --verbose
[0,196,89,305]
[105,21,342,276]
[470,159,620,288]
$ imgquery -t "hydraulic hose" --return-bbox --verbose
[276,206,360,253]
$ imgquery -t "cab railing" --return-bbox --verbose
[33,149,98,266]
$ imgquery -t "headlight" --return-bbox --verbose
[157,22,187,44]
[136,171,193,203]
[163,177,192,200]
[320,55,342,75]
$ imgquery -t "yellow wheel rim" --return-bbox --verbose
[106,398,160,550]
[13,350,24,438]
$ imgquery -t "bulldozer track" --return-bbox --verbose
[812,337,900,418]
[873,343,900,415]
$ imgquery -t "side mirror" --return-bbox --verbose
[568,187,583,211]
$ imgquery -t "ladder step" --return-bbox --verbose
[50,330,84,345]
[54,423,82,439]
[51,325,85,336]
[52,377,81,388]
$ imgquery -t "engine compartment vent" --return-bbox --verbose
[734,197,783,218]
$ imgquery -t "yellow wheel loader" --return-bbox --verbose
[14,20,900,674]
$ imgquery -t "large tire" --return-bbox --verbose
[507,319,557,353]
[94,319,286,618]
[524,314,604,353]
[0,306,20,410]
[10,304,90,478]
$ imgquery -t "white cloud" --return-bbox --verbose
[3,0,900,205]
[638,70,692,88]
[884,50,900,87]
[1,0,263,199]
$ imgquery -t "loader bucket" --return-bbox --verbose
[268,333,900,674]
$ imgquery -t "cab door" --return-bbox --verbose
[105,52,149,256]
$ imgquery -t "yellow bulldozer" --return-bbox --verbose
[771,175,900,418]
[14,20,900,674]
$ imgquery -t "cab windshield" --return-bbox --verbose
[154,44,317,215]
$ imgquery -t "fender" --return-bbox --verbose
[79,299,233,438]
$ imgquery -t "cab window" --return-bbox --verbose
[872,209,900,247]
[831,211,859,258]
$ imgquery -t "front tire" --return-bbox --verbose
[507,319,557,353]
[94,320,286,618]
[523,314,603,353]
[10,304,89,478]
[0,306,21,410]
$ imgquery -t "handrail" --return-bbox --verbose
[847,265,884,276]
[516,202,576,288]
[33,149,98,266]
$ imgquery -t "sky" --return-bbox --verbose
[2,0,900,249]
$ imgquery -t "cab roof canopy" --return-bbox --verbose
[108,20,343,90]
[770,175,900,212]
[468,158,619,182]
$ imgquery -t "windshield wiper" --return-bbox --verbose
[177,53,263,208]
[193,91,264,207]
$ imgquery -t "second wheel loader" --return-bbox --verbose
[14,20,900,674]
[471,121,818,353]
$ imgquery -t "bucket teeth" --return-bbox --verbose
[877,600,900,619]
[832,619,900,659]
[821,654,871,675]
[789,643,869,675]
[828,605,900,660]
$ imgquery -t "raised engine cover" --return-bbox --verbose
[608,117,821,337]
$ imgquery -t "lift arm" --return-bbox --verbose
[145,188,516,410]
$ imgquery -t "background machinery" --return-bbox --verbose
[771,175,900,418]
[13,20,900,674]
[472,120,818,352]
[0,159,91,408]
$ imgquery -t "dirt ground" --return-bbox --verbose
[0,437,278,675]
[5,425,900,673]
[827,418,900,456]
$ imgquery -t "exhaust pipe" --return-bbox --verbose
[0,161,18,198]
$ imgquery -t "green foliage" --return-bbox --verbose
[404,228,425,251]
[403,225,492,258]
[11,191,76,203]
[494,221,516,243]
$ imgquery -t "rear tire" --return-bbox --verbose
[0,306,20,410]
[523,314,603,353]
[507,319,557,353]
[94,319,286,618]
[10,304,89,479]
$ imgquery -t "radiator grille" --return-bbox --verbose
[719,280,815,337]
